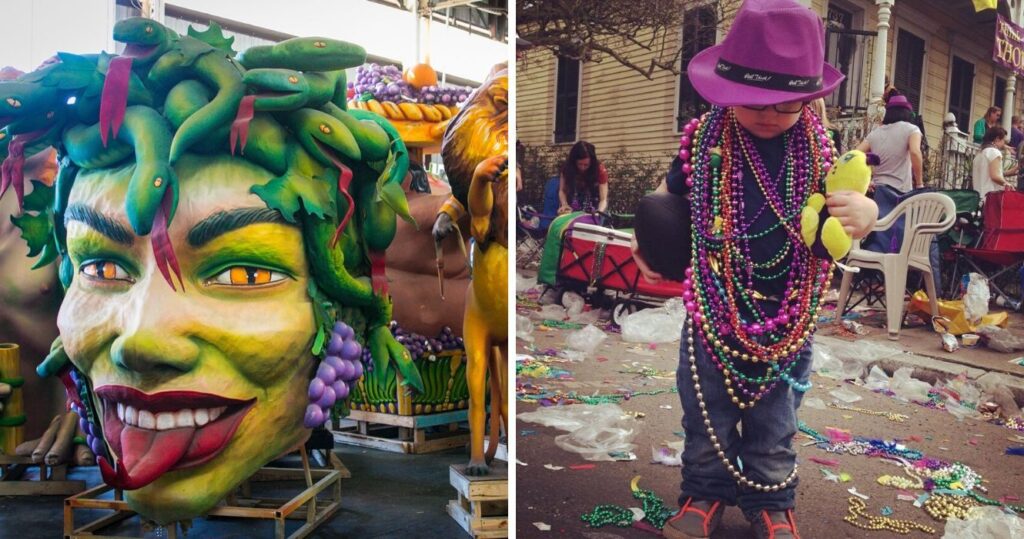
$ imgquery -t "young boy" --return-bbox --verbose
[633,1,878,537]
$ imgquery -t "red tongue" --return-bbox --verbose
[119,425,195,488]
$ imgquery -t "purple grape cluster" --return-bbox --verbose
[350,63,416,102]
[348,63,474,106]
[390,321,465,362]
[304,322,364,428]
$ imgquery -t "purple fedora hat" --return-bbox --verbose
[687,0,844,107]
[886,94,913,110]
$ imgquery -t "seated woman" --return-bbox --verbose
[537,141,610,287]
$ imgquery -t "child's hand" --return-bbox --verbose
[825,191,878,239]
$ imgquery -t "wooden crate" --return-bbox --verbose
[332,408,469,454]
[350,352,469,416]
[0,454,86,496]
[446,463,508,538]
[63,451,342,539]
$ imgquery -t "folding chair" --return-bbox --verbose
[946,191,1024,309]
[835,193,955,340]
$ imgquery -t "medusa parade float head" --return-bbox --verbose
[1,18,425,523]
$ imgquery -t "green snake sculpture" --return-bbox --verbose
[4,18,425,408]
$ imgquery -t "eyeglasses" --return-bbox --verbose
[740,102,806,114]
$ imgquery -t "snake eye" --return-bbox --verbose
[314,41,326,48]
[288,75,299,84]
[145,25,153,34]
[81,260,132,282]
[6,97,20,108]
[210,266,288,287]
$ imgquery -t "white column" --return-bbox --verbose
[1005,75,1016,131]
[869,0,895,118]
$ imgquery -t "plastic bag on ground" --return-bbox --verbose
[977,325,1024,353]
[566,324,607,355]
[562,291,585,316]
[569,309,603,326]
[829,387,863,403]
[651,440,684,466]
[518,403,638,461]
[517,314,535,342]
[812,345,844,379]
[863,365,891,391]
[941,506,1024,539]
[621,302,686,344]
[802,397,826,410]
[539,304,567,320]
[890,367,932,402]
[517,274,538,293]
[963,273,990,324]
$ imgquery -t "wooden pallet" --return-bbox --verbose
[446,463,508,538]
[0,454,86,495]
[63,451,342,539]
[332,408,469,454]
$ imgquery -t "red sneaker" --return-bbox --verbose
[752,509,800,539]
[662,498,724,539]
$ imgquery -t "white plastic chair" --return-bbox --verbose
[834,192,956,340]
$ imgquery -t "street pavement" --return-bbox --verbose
[515,299,1024,538]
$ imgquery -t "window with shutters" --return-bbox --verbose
[824,4,874,115]
[994,76,1007,108]
[676,5,717,132]
[892,28,925,114]
[553,56,581,143]
[948,56,974,133]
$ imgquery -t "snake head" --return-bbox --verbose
[288,108,361,166]
[243,69,310,110]
[125,161,178,236]
[0,81,62,133]
[113,17,175,65]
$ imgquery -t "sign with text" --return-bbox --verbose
[994,14,1024,77]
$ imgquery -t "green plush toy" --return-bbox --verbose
[800,149,878,260]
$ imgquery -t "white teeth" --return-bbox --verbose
[155,412,176,431]
[138,410,156,429]
[114,404,226,429]
[175,409,195,428]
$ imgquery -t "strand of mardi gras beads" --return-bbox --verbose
[680,108,835,401]
[827,402,909,422]
[580,477,676,529]
[685,316,798,492]
[843,497,936,535]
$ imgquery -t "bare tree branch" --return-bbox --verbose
[518,0,742,79]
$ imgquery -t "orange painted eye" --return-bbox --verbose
[212,266,287,286]
[80,260,131,281]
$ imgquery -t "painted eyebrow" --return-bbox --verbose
[64,204,134,246]
[187,207,292,248]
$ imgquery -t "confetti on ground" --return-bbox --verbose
[839,473,852,483]
[848,487,869,500]
[820,468,841,482]
[881,506,893,516]
[570,464,596,470]
[809,457,840,467]
[609,451,637,461]
[897,494,917,502]
[521,429,537,437]
[517,459,528,466]
[660,405,673,409]
[1006,447,1024,456]
[544,464,564,471]
[533,522,551,531]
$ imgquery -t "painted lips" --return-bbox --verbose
[94,385,254,490]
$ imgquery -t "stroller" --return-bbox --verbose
[557,220,684,324]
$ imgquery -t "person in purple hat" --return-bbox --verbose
[631,1,877,537]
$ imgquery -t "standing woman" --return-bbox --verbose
[973,126,1016,200]
[856,94,923,253]
[557,140,609,214]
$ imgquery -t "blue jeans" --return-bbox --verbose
[676,323,813,518]
[865,185,942,293]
